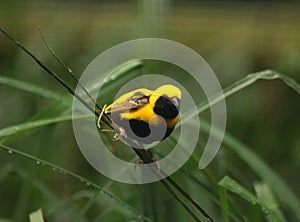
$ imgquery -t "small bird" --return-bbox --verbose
[103,84,181,144]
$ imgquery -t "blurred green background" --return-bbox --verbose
[0,1,300,222]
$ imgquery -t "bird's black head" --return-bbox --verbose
[153,95,180,119]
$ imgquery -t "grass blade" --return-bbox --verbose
[1,163,88,221]
[200,119,300,220]
[0,114,90,138]
[0,59,144,139]
[219,176,259,205]
[0,74,62,100]
[0,144,150,222]
[220,187,229,222]
[29,209,45,222]
[254,182,286,222]
[181,69,300,124]
[219,176,287,222]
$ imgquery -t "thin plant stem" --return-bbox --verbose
[38,27,111,124]
[0,28,112,128]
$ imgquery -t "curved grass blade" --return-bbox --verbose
[219,176,261,205]
[0,75,62,101]
[0,163,88,222]
[0,59,143,139]
[0,114,91,138]
[254,182,286,222]
[0,59,142,104]
[103,59,143,84]
[219,176,287,222]
[0,144,151,222]
[199,119,300,220]
[180,69,300,125]
[81,59,143,105]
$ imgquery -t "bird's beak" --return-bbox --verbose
[170,97,180,108]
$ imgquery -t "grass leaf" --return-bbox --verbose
[0,75,62,100]
[200,119,300,220]
[0,114,90,138]
[219,176,259,205]
[220,187,229,222]
[78,59,143,103]
[0,59,143,139]
[103,59,143,84]
[181,69,300,124]
[254,182,286,222]
[0,144,150,222]
[29,209,44,222]
[219,176,287,222]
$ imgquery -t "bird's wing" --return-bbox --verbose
[105,91,151,114]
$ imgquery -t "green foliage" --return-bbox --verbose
[1,1,300,222]
[1,61,299,221]
[219,176,286,222]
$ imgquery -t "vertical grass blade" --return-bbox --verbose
[220,187,229,222]
[254,183,286,222]
[29,209,45,222]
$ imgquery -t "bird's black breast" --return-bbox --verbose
[121,119,174,144]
